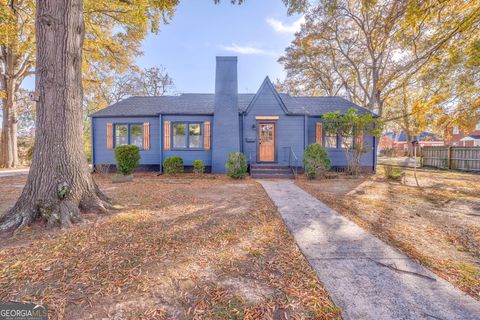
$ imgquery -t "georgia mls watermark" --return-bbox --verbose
[0,303,48,320]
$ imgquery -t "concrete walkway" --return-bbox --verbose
[0,169,29,177]
[258,180,480,320]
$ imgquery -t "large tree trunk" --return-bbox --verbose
[0,0,112,233]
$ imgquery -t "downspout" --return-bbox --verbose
[91,117,95,173]
[240,112,244,153]
[304,114,308,169]
[159,114,163,173]
[304,114,307,150]
[372,135,377,173]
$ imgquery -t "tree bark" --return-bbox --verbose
[0,66,19,168]
[0,0,112,234]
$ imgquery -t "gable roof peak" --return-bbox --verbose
[244,76,289,114]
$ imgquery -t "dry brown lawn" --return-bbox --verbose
[296,168,480,300]
[0,173,341,320]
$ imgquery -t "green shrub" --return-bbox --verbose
[303,144,331,179]
[383,165,404,180]
[163,156,184,174]
[193,159,206,175]
[114,145,140,175]
[225,152,247,179]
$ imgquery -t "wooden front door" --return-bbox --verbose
[258,123,275,162]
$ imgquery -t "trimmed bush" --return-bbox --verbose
[114,145,140,175]
[225,152,247,179]
[163,156,184,174]
[193,159,206,175]
[303,144,331,179]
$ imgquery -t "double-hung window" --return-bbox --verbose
[325,132,338,148]
[115,124,143,149]
[173,122,202,149]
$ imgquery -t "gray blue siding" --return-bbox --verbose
[242,80,305,165]
[162,115,213,166]
[93,116,160,166]
[307,117,375,168]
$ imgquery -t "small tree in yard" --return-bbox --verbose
[226,152,247,179]
[323,108,382,176]
[114,145,140,176]
[304,144,331,179]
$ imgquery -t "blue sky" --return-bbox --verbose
[136,0,302,93]
[22,0,302,93]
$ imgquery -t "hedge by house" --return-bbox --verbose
[303,144,331,179]
[114,145,140,175]
[193,159,206,175]
[163,156,184,174]
[226,152,247,179]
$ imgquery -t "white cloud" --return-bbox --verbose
[266,16,305,34]
[220,43,272,56]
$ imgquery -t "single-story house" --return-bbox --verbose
[90,57,378,176]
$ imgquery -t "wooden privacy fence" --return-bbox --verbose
[421,146,480,172]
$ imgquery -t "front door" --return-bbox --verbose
[258,123,275,162]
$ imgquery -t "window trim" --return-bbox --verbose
[113,123,144,150]
[171,121,204,150]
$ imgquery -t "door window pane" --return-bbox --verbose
[189,123,201,148]
[130,124,143,148]
[115,125,128,146]
[261,124,273,142]
[173,123,187,148]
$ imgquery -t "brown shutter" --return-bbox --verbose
[204,121,211,150]
[106,123,113,150]
[316,122,323,145]
[356,128,364,149]
[164,121,171,150]
[143,122,150,150]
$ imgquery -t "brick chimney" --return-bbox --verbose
[211,56,240,173]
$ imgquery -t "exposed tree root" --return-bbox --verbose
[0,188,113,235]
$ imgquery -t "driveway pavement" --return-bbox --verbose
[0,169,29,177]
[258,180,480,320]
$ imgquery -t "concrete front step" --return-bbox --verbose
[251,168,292,175]
[250,164,295,179]
[252,172,294,179]
[251,163,289,168]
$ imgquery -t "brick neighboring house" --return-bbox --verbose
[379,131,444,155]
[446,122,480,146]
